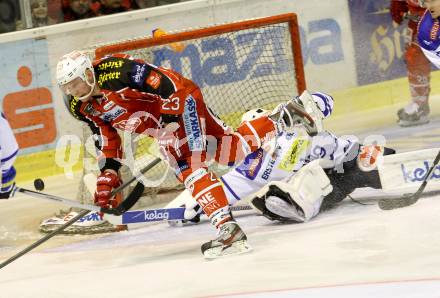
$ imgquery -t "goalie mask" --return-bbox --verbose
[56,51,96,101]
[241,108,270,122]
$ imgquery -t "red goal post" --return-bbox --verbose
[78,13,306,206]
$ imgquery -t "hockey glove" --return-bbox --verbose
[183,199,203,223]
[94,171,122,209]
[390,0,409,24]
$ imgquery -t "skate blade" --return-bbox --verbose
[203,240,252,260]
[398,117,429,127]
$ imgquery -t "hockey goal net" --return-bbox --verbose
[77,13,306,208]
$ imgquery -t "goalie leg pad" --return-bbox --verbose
[265,193,306,222]
[251,160,332,222]
[250,192,297,222]
[253,185,307,222]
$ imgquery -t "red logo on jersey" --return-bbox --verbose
[146,71,161,89]
[431,20,439,40]
[113,117,142,132]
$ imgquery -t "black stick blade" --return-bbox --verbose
[378,194,416,210]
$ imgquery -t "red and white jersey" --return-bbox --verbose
[408,0,426,16]
[68,54,207,162]
[68,53,255,176]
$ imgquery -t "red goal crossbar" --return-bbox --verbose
[95,13,306,93]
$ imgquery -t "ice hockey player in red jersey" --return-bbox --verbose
[391,0,431,126]
[56,51,312,258]
[0,112,19,199]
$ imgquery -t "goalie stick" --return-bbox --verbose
[101,205,253,225]
[15,177,252,226]
[378,149,440,210]
[16,188,252,225]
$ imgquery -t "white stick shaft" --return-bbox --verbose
[16,187,101,212]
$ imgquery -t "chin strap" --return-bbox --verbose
[77,71,97,101]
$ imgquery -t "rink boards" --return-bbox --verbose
[379,147,440,192]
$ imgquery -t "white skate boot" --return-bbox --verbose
[201,220,252,259]
[397,101,430,127]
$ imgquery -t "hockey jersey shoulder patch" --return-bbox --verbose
[235,149,265,180]
[146,70,162,89]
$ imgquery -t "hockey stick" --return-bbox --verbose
[106,204,253,225]
[378,150,440,210]
[13,187,102,212]
[101,157,162,215]
[0,158,161,269]
[12,157,161,215]
[0,209,90,269]
[14,187,252,225]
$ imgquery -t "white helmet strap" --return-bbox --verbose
[77,70,96,101]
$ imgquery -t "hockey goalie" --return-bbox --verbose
[168,91,396,224]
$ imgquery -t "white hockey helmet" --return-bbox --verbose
[241,108,270,122]
[56,51,95,100]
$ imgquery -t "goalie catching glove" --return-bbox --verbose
[94,170,122,209]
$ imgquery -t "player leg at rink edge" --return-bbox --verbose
[391,0,431,127]
[167,92,396,225]
[55,51,311,258]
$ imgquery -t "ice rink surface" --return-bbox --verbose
[1,115,440,298]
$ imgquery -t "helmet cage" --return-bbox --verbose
[241,108,270,122]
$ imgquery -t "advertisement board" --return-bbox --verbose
[0,39,57,155]
[348,0,409,85]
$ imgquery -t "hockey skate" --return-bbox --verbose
[201,221,252,259]
[397,101,430,127]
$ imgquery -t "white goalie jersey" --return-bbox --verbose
[218,91,353,205]
[168,91,357,222]
[221,129,355,205]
